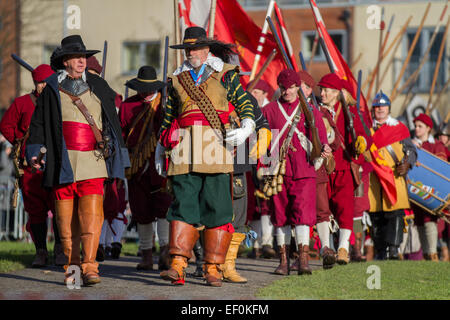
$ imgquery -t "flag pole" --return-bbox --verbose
[249,0,275,81]
[208,0,217,37]
[174,0,181,66]
[390,2,431,102]
[273,2,298,71]
[247,49,277,92]
[426,16,450,114]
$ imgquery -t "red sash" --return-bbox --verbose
[63,121,97,151]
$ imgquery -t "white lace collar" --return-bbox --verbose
[57,69,87,83]
[373,115,399,127]
[173,53,224,76]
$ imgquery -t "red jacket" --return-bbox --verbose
[262,98,328,179]
[0,92,37,160]
[327,101,370,171]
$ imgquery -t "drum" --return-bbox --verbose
[407,147,450,223]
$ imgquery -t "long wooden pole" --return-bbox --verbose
[374,8,385,94]
[429,77,450,113]
[362,16,412,93]
[247,49,277,92]
[391,3,431,102]
[426,17,450,114]
[396,5,448,95]
[174,0,181,66]
[208,0,217,37]
[250,0,275,81]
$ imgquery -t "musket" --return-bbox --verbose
[161,36,169,109]
[356,70,371,137]
[247,49,277,92]
[299,51,320,109]
[11,54,34,72]
[100,40,108,79]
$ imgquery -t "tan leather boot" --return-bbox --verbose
[78,194,104,285]
[160,220,199,285]
[337,248,350,265]
[274,245,289,275]
[203,228,232,287]
[430,253,439,262]
[298,245,312,275]
[136,249,153,270]
[221,233,247,283]
[55,199,81,277]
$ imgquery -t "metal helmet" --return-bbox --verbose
[372,90,391,107]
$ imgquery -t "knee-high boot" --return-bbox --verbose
[160,220,199,285]
[221,232,247,283]
[78,194,104,285]
[203,228,233,287]
[55,199,81,283]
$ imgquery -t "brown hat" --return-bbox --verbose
[297,70,316,88]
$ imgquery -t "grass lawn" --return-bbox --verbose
[0,241,141,273]
[257,260,450,300]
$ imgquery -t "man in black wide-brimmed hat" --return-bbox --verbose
[156,26,257,287]
[119,66,172,272]
[26,34,130,286]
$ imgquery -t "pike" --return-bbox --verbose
[100,40,108,79]
[356,70,371,137]
[266,16,293,70]
[11,54,34,72]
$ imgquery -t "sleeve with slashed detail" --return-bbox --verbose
[222,70,255,121]
[159,82,180,134]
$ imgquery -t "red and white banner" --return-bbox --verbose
[273,2,299,72]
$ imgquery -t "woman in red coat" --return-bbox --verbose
[412,113,447,261]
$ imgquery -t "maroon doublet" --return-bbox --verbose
[262,98,328,228]
[0,93,54,224]
[119,95,171,224]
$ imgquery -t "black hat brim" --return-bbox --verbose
[125,79,167,93]
[170,39,218,50]
[53,49,100,60]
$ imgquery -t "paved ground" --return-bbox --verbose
[0,254,323,300]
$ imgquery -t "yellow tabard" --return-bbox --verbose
[167,63,237,176]
[60,90,108,181]
[369,140,410,212]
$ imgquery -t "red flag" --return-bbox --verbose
[309,0,372,125]
[177,0,285,96]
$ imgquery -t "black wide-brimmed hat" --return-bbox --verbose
[51,35,100,70]
[125,66,166,93]
[170,26,236,63]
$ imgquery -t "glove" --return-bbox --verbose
[396,161,410,176]
[155,142,167,177]
[249,127,272,160]
[224,118,256,147]
[355,136,367,155]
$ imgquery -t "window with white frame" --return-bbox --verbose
[122,41,161,75]
[396,27,448,93]
[301,30,348,62]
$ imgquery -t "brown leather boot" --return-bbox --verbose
[136,249,153,270]
[262,245,277,259]
[274,245,289,275]
[289,247,299,272]
[221,233,247,283]
[430,253,439,262]
[32,249,49,268]
[78,194,104,285]
[351,232,363,262]
[160,220,199,285]
[298,245,312,275]
[203,228,232,287]
[321,246,336,269]
[55,199,81,279]
[158,245,170,271]
[337,248,350,265]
